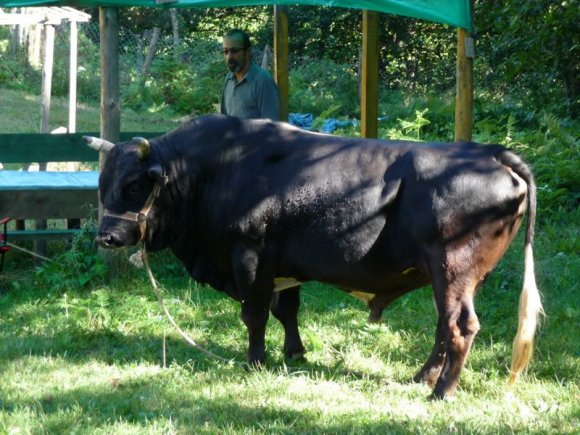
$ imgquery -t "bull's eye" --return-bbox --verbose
[126,182,142,198]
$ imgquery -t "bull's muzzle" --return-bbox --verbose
[95,232,119,248]
[96,230,126,248]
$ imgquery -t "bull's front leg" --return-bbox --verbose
[241,299,270,366]
[232,243,274,367]
[270,287,306,360]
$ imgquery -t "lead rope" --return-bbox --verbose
[131,242,236,365]
[125,179,237,365]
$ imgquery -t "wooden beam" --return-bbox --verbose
[454,26,474,142]
[0,132,164,164]
[361,10,379,138]
[274,5,289,122]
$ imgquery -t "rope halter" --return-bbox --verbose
[104,175,168,241]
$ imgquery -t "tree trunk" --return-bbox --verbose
[141,27,160,78]
[170,9,180,61]
[261,44,272,71]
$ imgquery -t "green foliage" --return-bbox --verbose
[472,108,579,213]
[123,39,223,116]
[391,108,431,140]
[35,220,107,292]
[475,0,579,118]
[523,115,579,212]
[289,59,359,116]
[0,55,40,92]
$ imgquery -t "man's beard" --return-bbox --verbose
[228,60,241,73]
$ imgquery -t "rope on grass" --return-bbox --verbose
[6,241,54,262]
[132,248,237,365]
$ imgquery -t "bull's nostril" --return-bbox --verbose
[96,232,115,247]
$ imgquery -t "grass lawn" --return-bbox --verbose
[0,88,578,433]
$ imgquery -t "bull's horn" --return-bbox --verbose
[83,136,115,153]
[133,137,150,159]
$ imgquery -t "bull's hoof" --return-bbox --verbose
[413,367,441,387]
[284,350,306,362]
[428,390,456,402]
[429,379,458,401]
[284,343,306,361]
[245,361,266,371]
[246,349,266,370]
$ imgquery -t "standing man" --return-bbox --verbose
[221,30,304,361]
[220,29,280,121]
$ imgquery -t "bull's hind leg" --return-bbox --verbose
[433,292,480,399]
[414,315,446,386]
[415,250,481,399]
[270,287,306,360]
[430,276,480,399]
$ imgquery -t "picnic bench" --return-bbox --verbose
[0,131,163,242]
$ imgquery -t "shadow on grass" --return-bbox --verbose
[1,268,569,393]
[1,376,435,434]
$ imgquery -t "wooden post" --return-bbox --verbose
[35,23,55,258]
[40,24,55,136]
[361,10,379,139]
[274,5,289,122]
[454,28,474,142]
[67,20,80,231]
[68,20,77,134]
[100,7,121,146]
[100,7,122,275]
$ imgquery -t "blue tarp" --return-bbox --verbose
[289,113,388,134]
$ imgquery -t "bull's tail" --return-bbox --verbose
[496,149,543,385]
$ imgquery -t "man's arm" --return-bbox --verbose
[220,87,227,115]
[220,76,230,115]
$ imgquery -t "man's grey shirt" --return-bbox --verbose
[220,63,280,121]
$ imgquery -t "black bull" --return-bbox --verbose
[86,114,542,399]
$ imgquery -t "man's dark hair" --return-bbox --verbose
[224,29,251,49]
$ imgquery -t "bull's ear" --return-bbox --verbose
[148,164,168,185]
[83,136,115,153]
[133,137,150,159]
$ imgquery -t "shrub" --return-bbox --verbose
[289,58,359,117]
[35,219,107,292]
[123,38,224,116]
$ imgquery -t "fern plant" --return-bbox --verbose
[36,219,107,292]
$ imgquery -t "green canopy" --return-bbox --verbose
[0,0,473,31]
